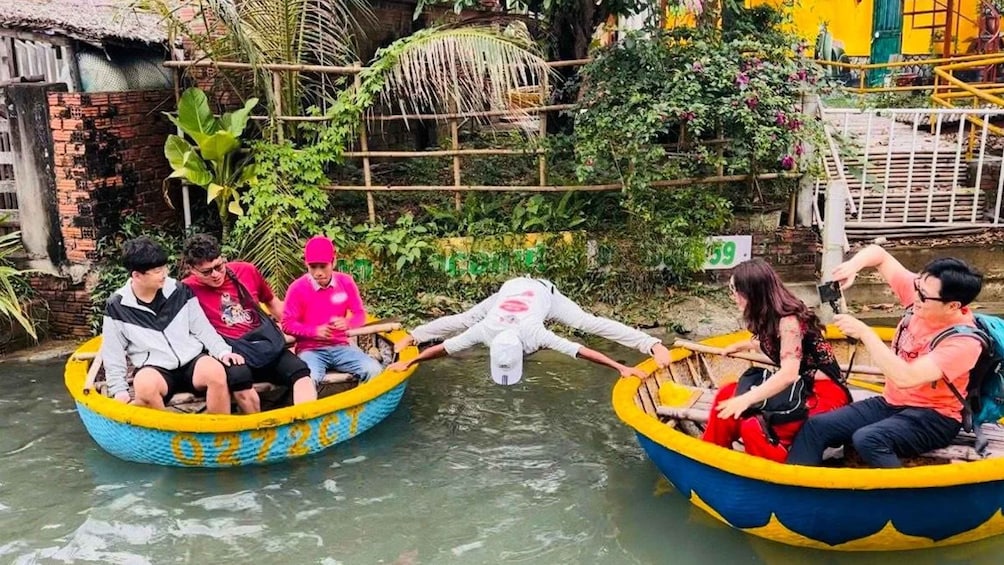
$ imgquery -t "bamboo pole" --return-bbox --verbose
[341,148,546,158]
[163,59,591,73]
[247,104,578,124]
[448,92,462,211]
[368,104,578,121]
[354,68,375,222]
[538,74,549,187]
[323,172,803,192]
[272,70,284,143]
[673,339,883,377]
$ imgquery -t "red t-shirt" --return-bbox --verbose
[183,261,276,340]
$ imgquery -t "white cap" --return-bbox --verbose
[489,330,524,385]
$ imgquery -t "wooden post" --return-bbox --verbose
[450,111,462,212]
[62,39,82,92]
[272,70,284,143]
[943,0,956,59]
[354,68,376,223]
[796,92,819,226]
[715,122,724,177]
[821,180,848,288]
[172,45,191,228]
[538,74,549,186]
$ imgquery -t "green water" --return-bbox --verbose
[1,341,1003,564]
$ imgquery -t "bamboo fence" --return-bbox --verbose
[164,58,802,223]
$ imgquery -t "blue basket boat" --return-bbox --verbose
[613,327,1004,551]
[65,324,419,467]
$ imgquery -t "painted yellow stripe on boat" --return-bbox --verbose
[65,326,418,434]
[614,326,1004,490]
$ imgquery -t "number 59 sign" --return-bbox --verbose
[703,236,752,270]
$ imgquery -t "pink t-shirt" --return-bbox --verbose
[281,272,367,352]
[884,267,982,421]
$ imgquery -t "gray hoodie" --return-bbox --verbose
[99,277,231,397]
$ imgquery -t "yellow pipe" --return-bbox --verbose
[815,52,1004,71]
[933,68,1004,107]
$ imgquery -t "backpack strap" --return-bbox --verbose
[928,324,992,407]
[891,307,914,355]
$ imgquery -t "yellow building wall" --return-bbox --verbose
[747,0,979,58]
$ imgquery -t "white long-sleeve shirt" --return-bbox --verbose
[411,278,660,358]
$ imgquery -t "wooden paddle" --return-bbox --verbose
[672,339,885,377]
[347,321,402,337]
[653,370,713,422]
[82,353,103,396]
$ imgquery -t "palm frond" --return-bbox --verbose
[234,210,304,291]
[0,230,36,339]
[373,27,555,124]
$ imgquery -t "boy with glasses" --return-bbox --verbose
[100,236,242,413]
[787,245,984,467]
[182,234,316,413]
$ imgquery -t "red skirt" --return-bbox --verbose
[701,378,850,463]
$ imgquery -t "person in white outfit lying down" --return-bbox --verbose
[388,277,671,384]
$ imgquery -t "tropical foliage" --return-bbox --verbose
[137,0,369,137]
[164,87,258,240]
[0,229,37,339]
[233,25,552,289]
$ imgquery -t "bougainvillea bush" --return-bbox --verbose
[574,5,824,223]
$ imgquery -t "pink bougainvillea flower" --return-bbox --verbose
[780,155,796,170]
[683,0,704,15]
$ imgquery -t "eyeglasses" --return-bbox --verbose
[193,258,226,277]
[913,277,948,303]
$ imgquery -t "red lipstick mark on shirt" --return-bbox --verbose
[498,299,529,313]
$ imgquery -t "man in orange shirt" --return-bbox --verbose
[787,245,984,468]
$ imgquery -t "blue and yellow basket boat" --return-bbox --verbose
[614,327,1004,551]
[65,324,419,468]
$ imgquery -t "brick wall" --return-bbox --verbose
[29,272,96,338]
[706,227,821,283]
[37,89,178,337]
[48,89,178,264]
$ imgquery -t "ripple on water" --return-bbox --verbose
[187,491,262,513]
[14,516,158,564]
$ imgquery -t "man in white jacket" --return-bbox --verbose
[389,277,669,383]
[99,237,244,413]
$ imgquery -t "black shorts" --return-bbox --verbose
[140,353,211,401]
[224,349,311,392]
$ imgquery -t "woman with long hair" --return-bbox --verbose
[702,258,852,462]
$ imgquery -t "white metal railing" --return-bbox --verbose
[819,107,1004,228]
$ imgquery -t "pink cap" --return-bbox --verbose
[304,236,336,264]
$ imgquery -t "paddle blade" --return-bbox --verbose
[658,381,702,408]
